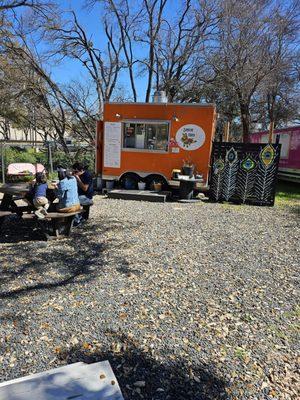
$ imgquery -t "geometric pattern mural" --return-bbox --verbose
[209,138,281,206]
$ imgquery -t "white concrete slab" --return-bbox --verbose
[0,361,124,400]
[0,363,85,388]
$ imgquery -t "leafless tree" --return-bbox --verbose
[90,0,218,102]
[1,0,299,149]
[49,10,123,110]
[253,66,300,130]
[254,0,300,129]
[0,3,101,150]
[136,0,167,102]
[101,0,141,101]
[206,0,271,141]
[0,0,51,11]
[156,0,218,102]
[88,0,169,102]
[2,49,72,151]
[205,0,300,142]
[3,43,95,150]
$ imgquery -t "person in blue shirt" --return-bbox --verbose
[55,168,81,213]
[30,172,49,219]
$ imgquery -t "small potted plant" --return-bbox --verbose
[182,159,195,177]
[153,181,162,191]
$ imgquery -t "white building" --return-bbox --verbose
[0,119,44,144]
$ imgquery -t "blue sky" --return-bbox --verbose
[50,0,148,100]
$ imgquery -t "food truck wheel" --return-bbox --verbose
[146,174,168,191]
[119,172,139,190]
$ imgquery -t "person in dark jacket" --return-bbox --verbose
[72,162,94,205]
[72,162,94,206]
[72,162,94,225]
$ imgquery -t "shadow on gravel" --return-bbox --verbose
[0,215,137,244]
[0,215,44,243]
[57,333,229,400]
[0,218,136,300]
[0,244,106,299]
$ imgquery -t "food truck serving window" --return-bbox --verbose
[123,122,169,151]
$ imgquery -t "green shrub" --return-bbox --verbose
[0,146,95,182]
[48,171,58,181]
[22,175,35,182]
[1,147,47,166]
[52,151,73,169]
[51,149,95,173]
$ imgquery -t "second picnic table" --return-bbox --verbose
[172,176,204,200]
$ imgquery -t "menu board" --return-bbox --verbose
[104,122,122,168]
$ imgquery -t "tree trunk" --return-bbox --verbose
[145,44,154,102]
[240,103,250,143]
[61,141,70,155]
[4,119,10,140]
[129,65,137,102]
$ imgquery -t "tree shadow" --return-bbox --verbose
[0,217,137,300]
[116,261,142,277]
[0,214,139,244]
[0,215,45,243]
[0,312,25,324]
[56,333,229,400]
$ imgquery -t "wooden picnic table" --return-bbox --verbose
[0,183,30,212]
[0,183,30,194]
[0,183,84,240]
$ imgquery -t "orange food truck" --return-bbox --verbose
[96,101,216,191]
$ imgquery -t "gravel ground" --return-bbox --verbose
[0,195,299,399]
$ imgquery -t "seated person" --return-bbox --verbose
[55,168,81,213]
[30,172,49,219]
[72,162,94,206]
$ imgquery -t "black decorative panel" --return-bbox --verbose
[209,138,281,206]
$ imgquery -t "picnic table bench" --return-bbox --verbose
[0,184,92,240]
[21,210,83,240]
[0,211,12,229]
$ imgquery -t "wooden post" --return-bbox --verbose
[48,142,53,174]
[1,144,5,184]
[268,121,274,143]
[224,121,230,142]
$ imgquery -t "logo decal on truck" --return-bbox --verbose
[175,124,205,150]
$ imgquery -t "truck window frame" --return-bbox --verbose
[122,120,170,153]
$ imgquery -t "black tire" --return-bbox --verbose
[119,173,140,190]
[145,174,168,191]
